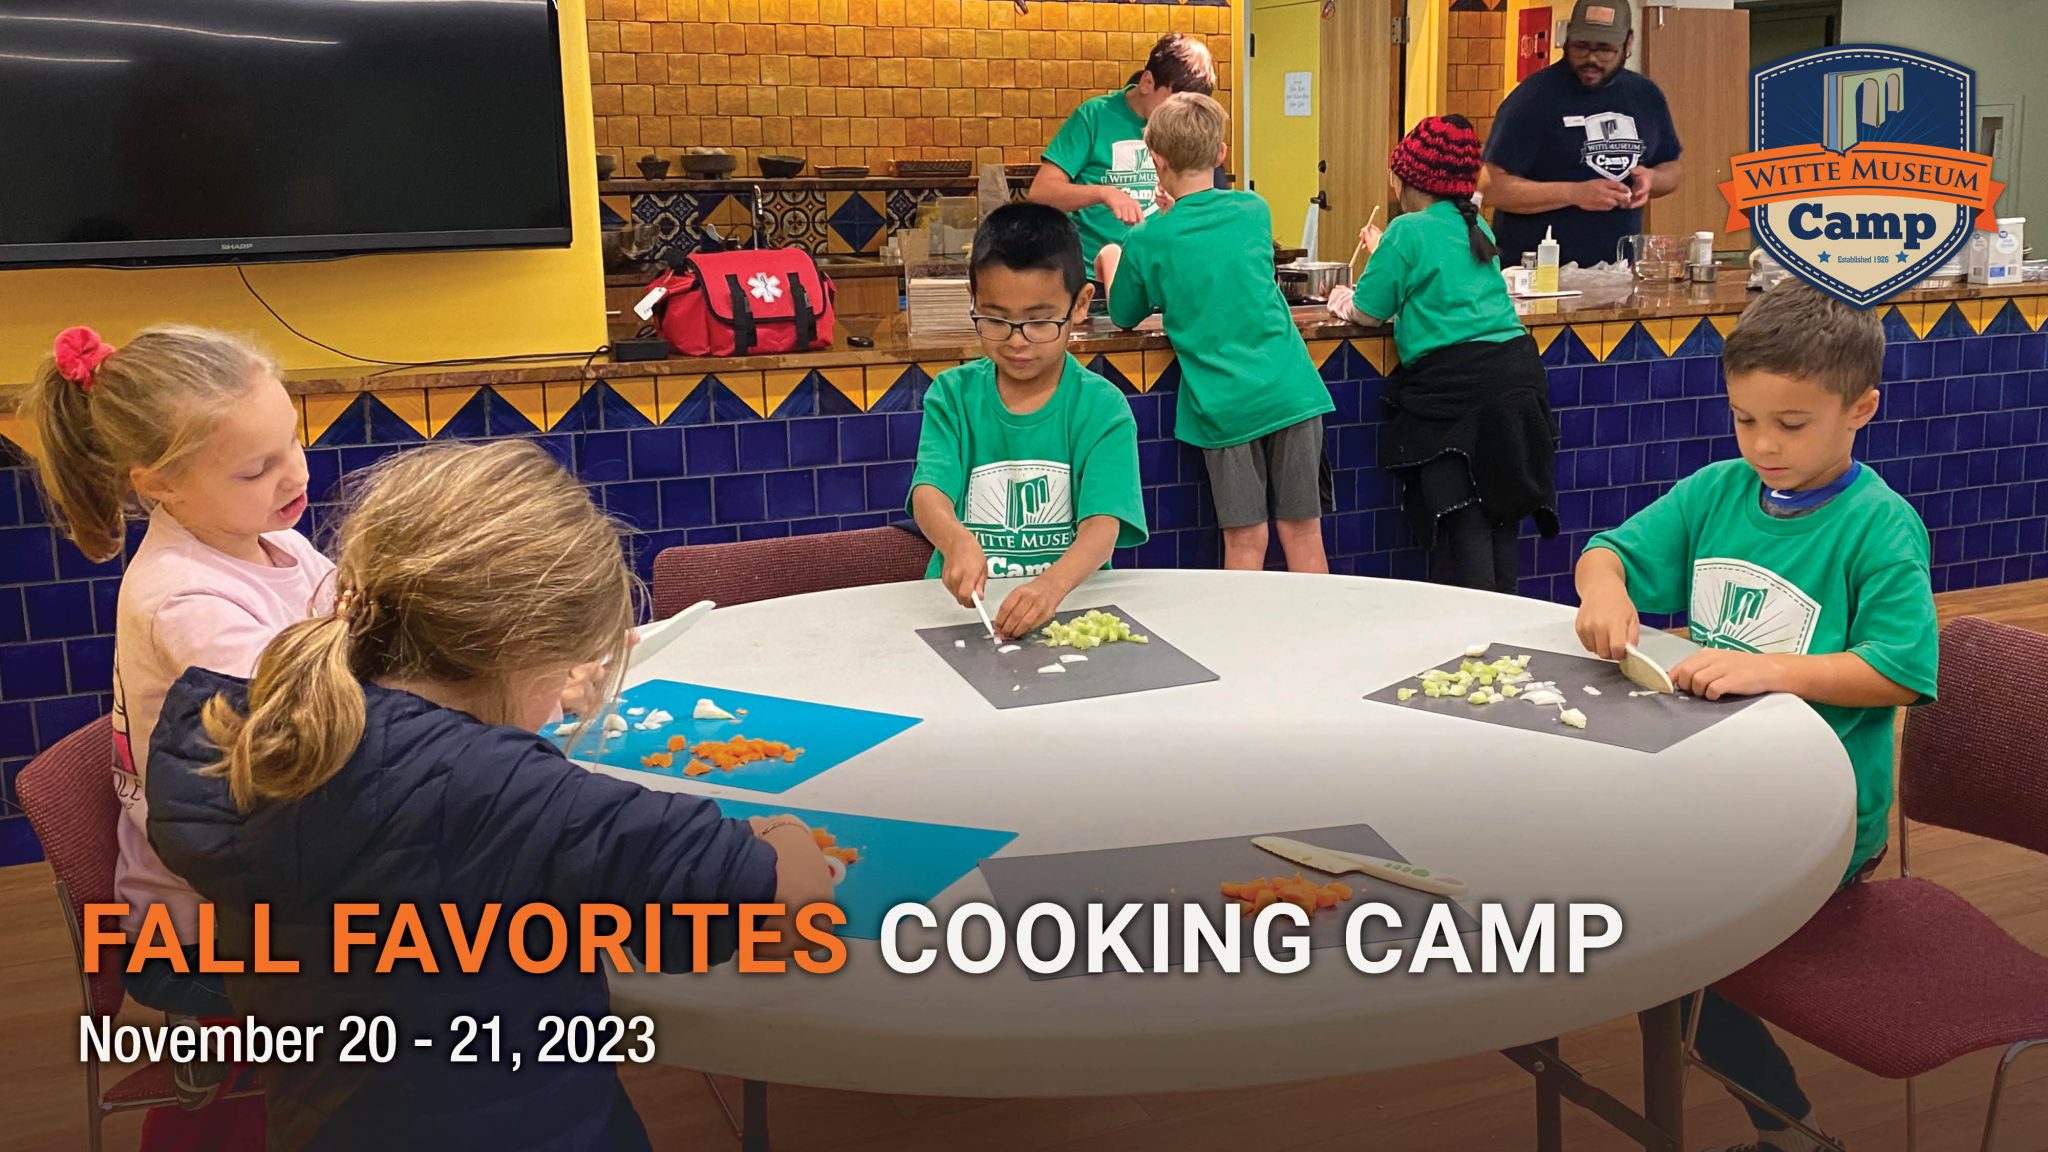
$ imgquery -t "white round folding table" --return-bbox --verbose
[598,570,1855,1151]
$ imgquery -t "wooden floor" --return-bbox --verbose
[6,583,2048,1152]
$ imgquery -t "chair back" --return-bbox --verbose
[650,524,935,618]
[1899,616,2048,857]
[16,716,128,1019]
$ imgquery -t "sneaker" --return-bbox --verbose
[166,1014,230,1110]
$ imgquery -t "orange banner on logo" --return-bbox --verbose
[1718,141,2003,233]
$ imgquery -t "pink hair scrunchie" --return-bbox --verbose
[53,326,116,392]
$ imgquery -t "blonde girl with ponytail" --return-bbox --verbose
[143,439,834,1151]
[21,325,329,1059]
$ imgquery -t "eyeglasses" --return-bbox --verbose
[970,314,1072,343]
[1564,40,1622,59]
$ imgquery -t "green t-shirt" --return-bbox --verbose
[1584,459,1940,881]
[1351,199,1528,364]
[1042,87,1158,264]
[1108,189,1336,450]
[910,354,1149,579]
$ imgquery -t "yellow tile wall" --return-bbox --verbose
[591,0,1235,173]
[1446,7,1505,143]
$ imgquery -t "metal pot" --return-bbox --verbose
[1287,259,1352,300]
[1276,267,1312,304]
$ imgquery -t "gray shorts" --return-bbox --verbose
[1203,416,1333,529]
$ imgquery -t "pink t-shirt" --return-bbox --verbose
[112,508,335,936]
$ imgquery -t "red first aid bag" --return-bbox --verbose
[648,249,837,357]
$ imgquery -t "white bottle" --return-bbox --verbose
[1533,226,1560,293]
[1689,231,1716,281]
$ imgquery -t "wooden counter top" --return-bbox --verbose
[5,276,2044,407]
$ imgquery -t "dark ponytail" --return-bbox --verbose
[1451,196,1498,266]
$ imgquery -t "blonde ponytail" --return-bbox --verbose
[18,325,276,562]
[202,440,638,809]
[23,357,125,561]
[202,614,366,809]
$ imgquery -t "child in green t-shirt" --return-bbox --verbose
[908,203,1148,641]
[1028,32,1217,266]
[1576,278,1939,1152]
[1095,93,1336,573]
[1326,114,1558,595]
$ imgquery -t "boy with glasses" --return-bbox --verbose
[908,203,1148,640]
[1096,93,1335,572]
[1481,0,1684,268]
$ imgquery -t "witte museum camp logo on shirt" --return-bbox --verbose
[963,460,1076,576]
[1567,110,1644,181]
[1689,558,1820,655]
[1721,47,2004,307]
[1107,138,1160,213]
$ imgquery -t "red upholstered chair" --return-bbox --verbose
[16,716,263,1151]
[650,524,935,619]
[1697,616,2048,1152]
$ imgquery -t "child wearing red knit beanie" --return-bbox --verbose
[1329,114,1559,594]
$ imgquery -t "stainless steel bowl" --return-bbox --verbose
[1287,260,1352,300]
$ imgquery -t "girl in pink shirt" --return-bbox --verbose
[26,326,332,1077]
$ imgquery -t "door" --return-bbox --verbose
[1319,0,1401,262]
[1248,0,1326,250]
[1639,7,1751,245]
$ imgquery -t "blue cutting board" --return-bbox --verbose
[556,680,920,795]
[709,800,1018,939]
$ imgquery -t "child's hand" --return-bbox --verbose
[1326,284,1356,318]
[1100,186,1145,226]
[1671,650,1781,700]
[750,815,838,959]
[1359,223,1384,253]
[995,575,1068,640]
[1574,589,1641,661]
[1154,186,1175,214]
[558,633,639,717]
[940,539,989,609]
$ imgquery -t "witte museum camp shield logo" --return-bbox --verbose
[1721,47,2004,308]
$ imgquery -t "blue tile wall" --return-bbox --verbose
[5,314,2048,861]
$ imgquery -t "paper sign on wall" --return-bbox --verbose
[1284,72,1313,117]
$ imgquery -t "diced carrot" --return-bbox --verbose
[1324,881,1353,901]
[1251,888,1278,912]
[780,750,798,762]
[1219,881,1244,899]
[683,762,712,777]
[1316,890,1339,909]
[667,735,689,752]
[811,828,836,848]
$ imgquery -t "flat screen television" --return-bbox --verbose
[0,0,573,268]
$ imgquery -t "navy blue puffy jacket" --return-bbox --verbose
[147,667,779,1152]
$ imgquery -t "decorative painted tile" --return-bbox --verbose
[543,381,590,431]
[658,376,711,425]
[825,190,887,254]
[305,393,367,446]
[762,189,828,252]
[367,391,429,442]
[707,372,767,420]
[491,384,548,434]
[426,387,485,439]
[868,364,933,413]
[608,378,661,426]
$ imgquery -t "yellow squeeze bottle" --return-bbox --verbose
[1533,226,1560,294]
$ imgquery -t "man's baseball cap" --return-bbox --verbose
[1565,0,1631,45]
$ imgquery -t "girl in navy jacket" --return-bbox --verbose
[146,440,835,1152]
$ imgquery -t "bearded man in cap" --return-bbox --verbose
[1480,0,1684,268]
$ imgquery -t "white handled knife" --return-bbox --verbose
[1621,643,1675,694]
[1251,836,1470,899]
[628,599,715,671]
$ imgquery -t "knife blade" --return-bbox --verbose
[628,599,715,671]
[1251,836,1469,899]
